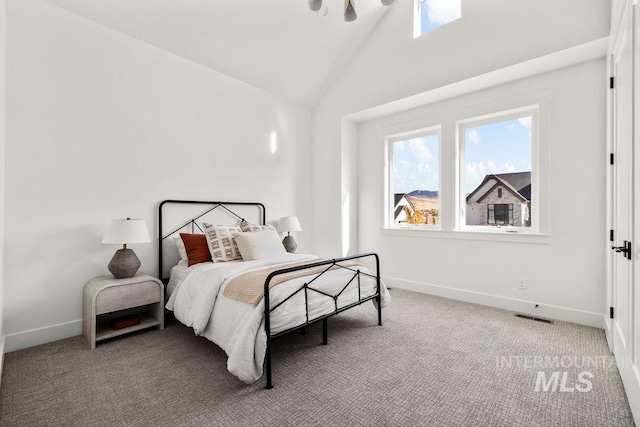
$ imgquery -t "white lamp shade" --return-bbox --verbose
[102,219,151,244]
[277,216,302,233]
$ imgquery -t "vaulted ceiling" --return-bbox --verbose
[43,0,394,106]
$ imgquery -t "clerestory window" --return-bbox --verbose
[414,0,461,38]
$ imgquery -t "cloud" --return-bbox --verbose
[499,162,515,173]
[407,138,434,162]
[466,161,487,184]
[518,117,532,129]
[417,162,431,173]
[426,0,462,25]
[393,137,440,192]
[468,130,480,145]
[394,141,405,150]
[394,166,439,193]
[466,159,521,193]
[467,160,514,176]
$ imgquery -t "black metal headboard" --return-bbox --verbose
[158,200,266,280]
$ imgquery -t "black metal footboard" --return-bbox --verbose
[263,252,382,389]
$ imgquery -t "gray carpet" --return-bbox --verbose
[0,289,634,426]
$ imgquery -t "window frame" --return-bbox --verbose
[381,90,549,243]
[386,126,442,230]
[457,105,540,234]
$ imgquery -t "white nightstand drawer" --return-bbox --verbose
[95,280,160,315]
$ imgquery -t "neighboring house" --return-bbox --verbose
[394,193,415,224]
[466,172,531,227]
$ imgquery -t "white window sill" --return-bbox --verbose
[382,227,550,245]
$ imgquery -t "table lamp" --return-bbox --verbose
[102,218,151,279]
[277,216,302,253]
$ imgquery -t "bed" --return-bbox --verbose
[158,200,390,388]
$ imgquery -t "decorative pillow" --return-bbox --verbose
[174,235,188,262]
[179,233,211,267]
[234,229,287,261]
[239,220,276,233]
[203,222,243,262]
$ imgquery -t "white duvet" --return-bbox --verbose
[165,253,390,383]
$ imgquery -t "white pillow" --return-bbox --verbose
[234,230,286,261]
[174,235,188,262]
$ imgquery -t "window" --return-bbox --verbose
[414,0,461,38]
[385,105,540,234]
[389,130,440,227]
[461,109,536,230]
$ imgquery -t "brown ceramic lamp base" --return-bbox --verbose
[108,248,141,279]
[282,235,297,253]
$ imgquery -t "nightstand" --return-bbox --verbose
[83,273,164,349]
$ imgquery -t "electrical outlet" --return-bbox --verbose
[518,278,528,290]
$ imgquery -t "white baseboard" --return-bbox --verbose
[385,276,604,329]
[4,319,82,353]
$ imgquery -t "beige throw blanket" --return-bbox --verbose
[223,259,363,306]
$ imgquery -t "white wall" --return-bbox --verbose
[310,0,610,326]
[359,58,606,326]
[312,0,610,256]
[4,0,311,351]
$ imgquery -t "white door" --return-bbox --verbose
[611,1,633,361]
[609,1,640,421]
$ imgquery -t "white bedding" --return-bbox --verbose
[165,253,390,384]
[166,260,190,298]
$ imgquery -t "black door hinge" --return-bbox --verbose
[610,307,614,319]
[610,77,615,89]
[610,153,615,165]
[610,229,614,242]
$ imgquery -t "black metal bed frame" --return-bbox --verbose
[158,200,382,389]
[158,199,266,276]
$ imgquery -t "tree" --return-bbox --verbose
[404,206,424,224]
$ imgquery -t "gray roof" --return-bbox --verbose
[495,172,531,199]
[393,193,414,219]
[466,171,531,202]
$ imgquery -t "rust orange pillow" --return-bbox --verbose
[179,233,211,266]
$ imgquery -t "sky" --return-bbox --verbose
[464,116,533,193]
[393,134,439,195]
[393,116,533,195]
[420,0,462,34]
